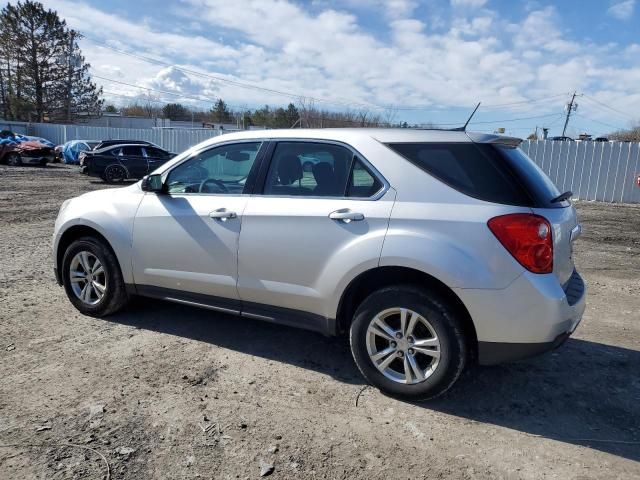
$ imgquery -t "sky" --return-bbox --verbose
[44,0,640,137]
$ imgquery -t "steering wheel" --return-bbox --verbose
[199,178,228,193]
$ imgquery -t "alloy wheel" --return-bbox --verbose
[69,251,107,305]
[105,165,126,182]
[365,307,441,384]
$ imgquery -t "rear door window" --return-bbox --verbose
[263,142,353,197]
[121,146,143,157]
[387,142,533,206]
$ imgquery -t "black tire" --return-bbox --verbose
[39,158,48,167]
[61,236,129,317]
[349,285,467,401]
[104,164,127,183]
[6,152,21,166]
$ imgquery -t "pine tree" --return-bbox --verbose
[0,1,102,122]
[212,99,231,123]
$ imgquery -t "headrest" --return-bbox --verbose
[277,155,303,185]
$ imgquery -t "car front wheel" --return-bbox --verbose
[6,152,21,166]
[349,286,467,400]
[61,236,129,317]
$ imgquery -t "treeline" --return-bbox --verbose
[105,99,403,129]
[0,1,102,123]
[608,126,640,142]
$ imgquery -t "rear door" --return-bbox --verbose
[119,146,147,178]
[237,140,395,321]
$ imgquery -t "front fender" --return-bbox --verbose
[53,185,144,284]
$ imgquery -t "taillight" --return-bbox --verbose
[487,214,553,274]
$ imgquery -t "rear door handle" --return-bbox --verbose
[209,209,237,221]
[329,209,365,222]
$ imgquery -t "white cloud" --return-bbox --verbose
[42,0,640,130]
[607,0,635,20]
[451,0,488,8]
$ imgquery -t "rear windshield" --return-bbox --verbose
[386,142,564,208]
[495,145,562,207]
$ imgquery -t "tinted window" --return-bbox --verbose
[120,146,143,156]
[264,142,352,197]
[166,142,261,195]
[348,159,383,197]
[387,142,532,206]
[144,147,169,158]
[495,146,562,207]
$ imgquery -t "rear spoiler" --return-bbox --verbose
[465,132,523,147]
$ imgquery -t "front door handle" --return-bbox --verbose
[209,209,237,221]
[329,209,365,223]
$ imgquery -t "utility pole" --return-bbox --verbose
[561,91,578,137]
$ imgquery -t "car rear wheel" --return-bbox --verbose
[61,236,129,317]
[6,152,21,166]
[104,164,127,183]
[349,286,467,400]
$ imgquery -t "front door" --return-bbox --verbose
[143,146,172,173]
[131,141,265,307]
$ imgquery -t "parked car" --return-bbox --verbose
[0,130,55,166]
[53,129,586,400]
[549,136,574,141]
[80,144,173,183]
[59,140,101,164]
[594,137,610,142]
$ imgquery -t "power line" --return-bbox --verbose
[580,94,636,121]
[85,36,573,115]
[85,36,385,111]
[481,93,569,109]
[573,112,624,131]
[94,74,243,109]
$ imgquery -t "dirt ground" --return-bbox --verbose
[1,163,639,480]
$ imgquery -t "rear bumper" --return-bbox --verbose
[455,269,586,365]
[478,331,571,365]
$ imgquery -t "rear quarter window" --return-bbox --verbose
[387,142,533,206]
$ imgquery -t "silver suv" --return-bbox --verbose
[53,129,586,399]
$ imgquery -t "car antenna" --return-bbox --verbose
[452,102,481,131]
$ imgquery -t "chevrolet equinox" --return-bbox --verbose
[53,129,586,399]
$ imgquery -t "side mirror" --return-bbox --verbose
[141,174,164,193]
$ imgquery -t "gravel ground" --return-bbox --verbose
[1,164,639,480]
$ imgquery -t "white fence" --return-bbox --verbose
[32,123,225,154]
[2,120,640,203]
[521,140,640,204]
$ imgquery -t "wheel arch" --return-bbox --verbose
[336,265,478,359]
[56,225,121,286]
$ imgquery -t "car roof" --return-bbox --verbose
[93,143,160,153]
[198,128,522,147]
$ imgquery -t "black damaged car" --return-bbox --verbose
[80,144,173,183]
